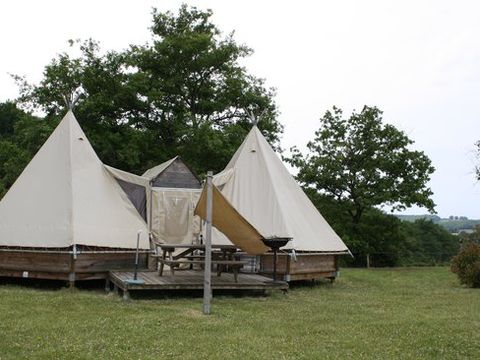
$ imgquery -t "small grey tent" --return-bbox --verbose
[142,157,203,245]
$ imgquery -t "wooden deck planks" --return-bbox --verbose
[109,270,287,293]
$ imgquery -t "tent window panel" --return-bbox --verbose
[164,196,189,237]
[115,179,147,221]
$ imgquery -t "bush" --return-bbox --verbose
[451,242,480,288]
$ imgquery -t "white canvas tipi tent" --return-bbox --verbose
[213,125,349,254]
[0,111,149,249]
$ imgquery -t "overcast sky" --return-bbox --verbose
[1,0,479,218]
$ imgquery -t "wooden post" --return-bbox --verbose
[203,171,213,315]
[133,230,141,281]
[148,180,153,235]
[68,272,75,290]
[147,180,155,271]
[69,244,77,290]
[366,253,370,269]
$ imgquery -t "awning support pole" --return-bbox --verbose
[133,230,142,281]
[203,171,213,315]
[148,180,153,237]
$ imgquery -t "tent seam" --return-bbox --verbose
[253,127,296,246]
[67,112,75,246]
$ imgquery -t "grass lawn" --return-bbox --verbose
[0,267,478,359]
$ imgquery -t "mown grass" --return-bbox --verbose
[0,268,478,359]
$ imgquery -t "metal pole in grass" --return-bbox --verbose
[133,230,142,280]
[203,171,213,315]
[126,230,145,285]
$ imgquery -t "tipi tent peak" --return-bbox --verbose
[245,109,267,126]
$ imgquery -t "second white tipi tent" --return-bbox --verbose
[0,111,149,249]
[213,125,349,254]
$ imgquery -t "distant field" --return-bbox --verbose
[395,214,480,233]
[0,268,478,359]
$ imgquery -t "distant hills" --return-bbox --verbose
[395,215,480,233]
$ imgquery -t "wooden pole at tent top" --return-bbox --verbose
[203,171,213,315]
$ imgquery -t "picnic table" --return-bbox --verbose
[152,243,247,282]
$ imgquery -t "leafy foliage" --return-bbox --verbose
[401,219,459,266]
[451,241,480,288]
[12,5,281,176]
[288,106,435,225]
[287,106,437,266]
[305,190,457,267]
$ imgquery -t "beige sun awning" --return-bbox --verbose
[194,184,268,255]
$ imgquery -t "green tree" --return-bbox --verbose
[357,209,407,267]
[14,5,281,175]
[288,106,435,225]
[451,226,480,288]
[304,188,407,266]
[0,102,22,137]
[125,4,281,173]
[305,187,459,267]
[401,219,459,265]
[288,106,436,261]
[451,241,480,288]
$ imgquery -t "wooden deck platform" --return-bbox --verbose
[109,270,288,299]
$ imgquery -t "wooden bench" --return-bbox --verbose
[154,258,248,282]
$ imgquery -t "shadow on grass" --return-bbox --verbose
[0,274,338,300]
[0,276,68,291]
[288,278,335,290]
[0,276,108,294]
[123,288,270,300]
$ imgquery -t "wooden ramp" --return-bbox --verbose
[109,270,288,299]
